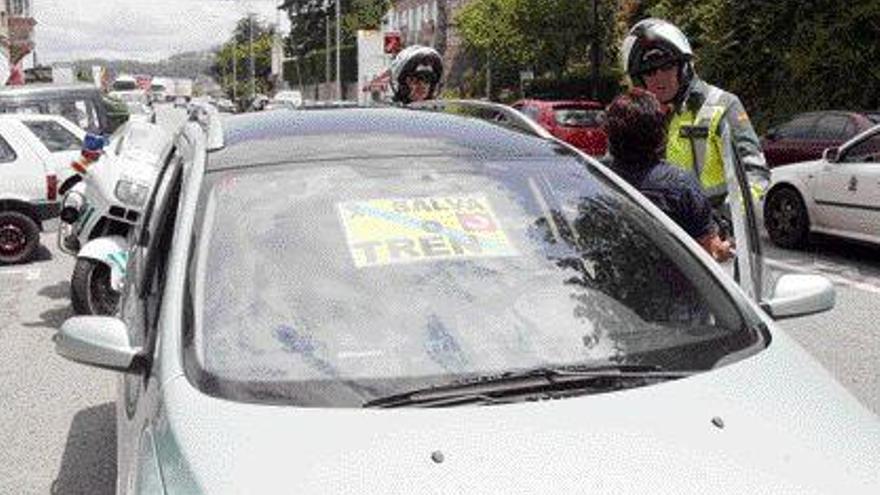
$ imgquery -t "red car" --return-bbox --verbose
[512,99,608,156]
[761,111,874,168]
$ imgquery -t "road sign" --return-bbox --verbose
[384,31,402,55]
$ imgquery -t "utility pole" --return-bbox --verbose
[325,3,331,99]
[590,0,600,100]
[335,0,342,100]
[232,45,238,103]
[249,12,257,100]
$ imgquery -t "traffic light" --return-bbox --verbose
[384,32,402,55]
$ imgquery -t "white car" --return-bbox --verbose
[55,106,879,494]
[272,89,303,107]
[0,114,86,263]
[765,123,880,248]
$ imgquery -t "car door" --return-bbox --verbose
[812,128,880,240]
[0,121,49,202]
[115,138,188,493]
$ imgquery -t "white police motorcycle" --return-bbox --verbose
[58,121,173,315]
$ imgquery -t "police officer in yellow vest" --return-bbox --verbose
[621,18,770,300]
[622,18,769,205]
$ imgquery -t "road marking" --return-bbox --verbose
[0,267,41,281]
[765,258,880,295]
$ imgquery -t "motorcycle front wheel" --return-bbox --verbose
[71,258,121,315]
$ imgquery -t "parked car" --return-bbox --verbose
[263,100,297,112]
[761,111,874,168]
[125,101,155,124]
[272,89,303,107]
[512,99,607,156]
[0,114,88,263]
[862,111,880,124]
[0,83,116,135]
[53,105,880,494]
[764,123,880,248]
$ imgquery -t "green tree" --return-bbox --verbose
[623,0,880,130]
[211,17,276,102]
[456,0,619,99]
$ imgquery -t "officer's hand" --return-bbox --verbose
[698,233,734,262]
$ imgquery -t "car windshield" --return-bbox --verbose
[185,151,763,407]
[553,107,604,127]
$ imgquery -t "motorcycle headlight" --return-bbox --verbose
[115,179,150,207]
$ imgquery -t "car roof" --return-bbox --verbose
[515,99,604,109]
[0,113,71,123]
[0,83,101,97]
[207,107,575,171]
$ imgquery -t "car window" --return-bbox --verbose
[553,107,604,127]
[46,99,98,131]
[22,120,83,152]
[777,114,817,139]
[0,134,17,163]
[184,151,762,407]
[842,119,856,138]
[841,132,880,163]
[814,114,849,140]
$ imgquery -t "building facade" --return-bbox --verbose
[384,0,472,90]
[7,0,35,64]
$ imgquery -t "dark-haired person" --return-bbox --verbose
[606,88,732,262]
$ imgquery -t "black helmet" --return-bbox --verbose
[390,45,443,104]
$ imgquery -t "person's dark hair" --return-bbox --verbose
[604,88,667,169]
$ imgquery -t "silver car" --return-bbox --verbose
[55,105,880,494]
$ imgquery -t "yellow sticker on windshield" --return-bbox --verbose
[338,194,518,267]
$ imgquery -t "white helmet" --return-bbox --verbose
[390,45,443,104]
[622,18,694,96]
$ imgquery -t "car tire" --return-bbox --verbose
[71,258,120,316]
[765,187,809,249]
[0,211,40,265]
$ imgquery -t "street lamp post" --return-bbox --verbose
[325,4,331,97]
[335,0,341,100]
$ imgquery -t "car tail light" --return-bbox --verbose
[46,174,58,201]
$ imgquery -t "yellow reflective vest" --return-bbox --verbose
[665,87,730,201]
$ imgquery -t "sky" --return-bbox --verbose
[33,0,291,64]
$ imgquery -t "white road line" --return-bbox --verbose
[765,258,880,295]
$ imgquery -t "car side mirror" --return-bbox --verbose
[54,316,144,372]
[822,147,839,163]
[761,274,835,320]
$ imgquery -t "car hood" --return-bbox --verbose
[770,158,824,182]
[155,331,880,494]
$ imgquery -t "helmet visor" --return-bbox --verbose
[411,64,438,84]
[635,47,679,76]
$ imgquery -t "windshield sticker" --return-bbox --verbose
[338,194,518,267]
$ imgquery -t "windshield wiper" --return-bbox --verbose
[362,364,696,408]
